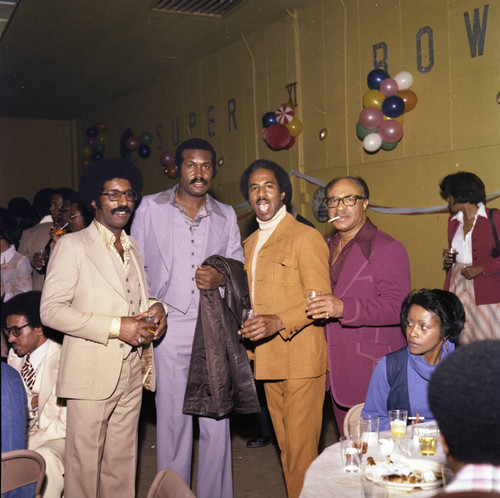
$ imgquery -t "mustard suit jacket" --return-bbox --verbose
[243,213,331,380]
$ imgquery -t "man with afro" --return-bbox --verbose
[429,340,500,496]
[41,158,167,497]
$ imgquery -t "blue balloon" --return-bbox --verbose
[382,96,405,118]
[138,144,151,159]
[262,111,277,128]
[367,69,390,90]
[86,126,99,138]
[91,151,103,161]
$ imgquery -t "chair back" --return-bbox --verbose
[1,449,46,497]
[147,468,196,498]
[343,402,365,436]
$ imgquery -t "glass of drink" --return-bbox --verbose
[304,290,321,305]
[388,410,408,438]
[361,415,380,450]
[143,313,157,334]
[348,420,368,454]
[340,436,362,473]
[241,309,257,324]
[415,426,439,456]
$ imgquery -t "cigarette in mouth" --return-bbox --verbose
[328,216,341,223]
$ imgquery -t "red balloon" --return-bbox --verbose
[379,78,399,97]
[359,107,383,130]
[80,157,92,169]
[160,151,175,166]
[96,120,108,133]
[126,137,140,151]
[263,124,291,150]
[283,136,296,149]
[86,137,96,147]
[378,119,403,143]
[166,164,177,179]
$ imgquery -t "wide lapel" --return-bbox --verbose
[129,245,149,312]
[334,246,368,298]
[84,224,127,301]
[200,195,227,258]
[37,340,58,413]
[259,212,294,251]
[150,193,174,276]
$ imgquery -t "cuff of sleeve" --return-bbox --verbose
[109,316,121,339]
[148,298,168,315]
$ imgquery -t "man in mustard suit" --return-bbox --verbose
[41,159,167,498]
[4,290,66,497]
[239,159,331,498]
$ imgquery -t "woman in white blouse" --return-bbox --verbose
[440,172,500,343]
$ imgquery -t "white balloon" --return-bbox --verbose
[363,133,382,152]
[393,71,413,90]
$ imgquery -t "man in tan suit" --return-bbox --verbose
[41,159,167,498]
[239,159,331,498]
[4,290,66,497]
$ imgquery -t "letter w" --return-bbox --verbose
[464,4,489,57]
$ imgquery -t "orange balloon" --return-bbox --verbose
[82,146,92,158]
[363,90,384,109]
[383,113,404,124]
[166,164,177,179]
[397,89,417,112]
[97,133,107,145]
[285,117,303,137]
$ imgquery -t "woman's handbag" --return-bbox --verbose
[489,208,500,258]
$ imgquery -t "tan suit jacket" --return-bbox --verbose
[40,222,154,400]
[243,213,331,380]
[18,219,53,291]
[8,339,66,449]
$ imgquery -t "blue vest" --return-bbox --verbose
[386,347,412,417]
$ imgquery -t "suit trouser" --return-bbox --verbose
[154,308,232,498]
[64,351,142,498]
[264,374,326,498]
[30,439,65,498]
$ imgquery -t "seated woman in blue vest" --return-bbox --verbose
[361,288,465,430]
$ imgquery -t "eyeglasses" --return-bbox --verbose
[3,323,31,337]
[68,212,82,220]
[100,190,137,202]
[323,195,365,208]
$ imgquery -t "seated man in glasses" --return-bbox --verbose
[305,176,411,434]
[4,290,66,497]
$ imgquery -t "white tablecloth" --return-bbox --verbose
[300,430,447,498]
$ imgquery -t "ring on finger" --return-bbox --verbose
[138,337,143,345]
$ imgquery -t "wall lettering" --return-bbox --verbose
[207,105,215,137]
[171,118,180,146]
[286,82,297,107]
[189,112,196,133]
[227,99,237,131]
[372,42,388,72]
[464,4,489,57]
[416,26,434,74]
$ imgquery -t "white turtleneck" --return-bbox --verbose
[250,204,287,304]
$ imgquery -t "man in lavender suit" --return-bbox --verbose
[131,138,243,498]
[306,176,411,435]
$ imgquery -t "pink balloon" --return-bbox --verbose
[379,119,403,143]
[359,107,383,130]
[380,78,399,97]
[86,137,97,147]
[160,150,175,166]
[126,137,140,151]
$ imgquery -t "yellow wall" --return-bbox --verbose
[0,118,78,200]
[69,0,500,289]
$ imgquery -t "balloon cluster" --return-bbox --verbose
[125,132,153,159]
[261,104,303,151]
[357,69,417,153]
[81,120,107,168]
[160,150,176,179]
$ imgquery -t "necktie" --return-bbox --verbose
[21,354,36,390]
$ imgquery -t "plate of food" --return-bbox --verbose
[363,456,442,491]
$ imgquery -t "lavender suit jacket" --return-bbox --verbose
[131,186,243,313]
[325,220,411,408]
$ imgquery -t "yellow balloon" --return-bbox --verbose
[285,117,303,137]
[384,114,404,124]
[363,90,384,109]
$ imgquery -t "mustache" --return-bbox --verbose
[111,207,132,215]
[256,197,268,203]
[190,177,208,186]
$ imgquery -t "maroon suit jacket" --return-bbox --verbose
[443,207,500,305]
[325,219,411,408]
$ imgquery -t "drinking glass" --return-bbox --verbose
[415,426,439,456]
[361,415,380,450]
[340,436,362,473]
[143,313,157,334]
[388,409,408,438]
[241,309,257,323]
[348,420,368,454]
[304,290,321,305]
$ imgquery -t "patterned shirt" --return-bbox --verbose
[446,463,500,493]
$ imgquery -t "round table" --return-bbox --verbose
[300,429,447,497]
